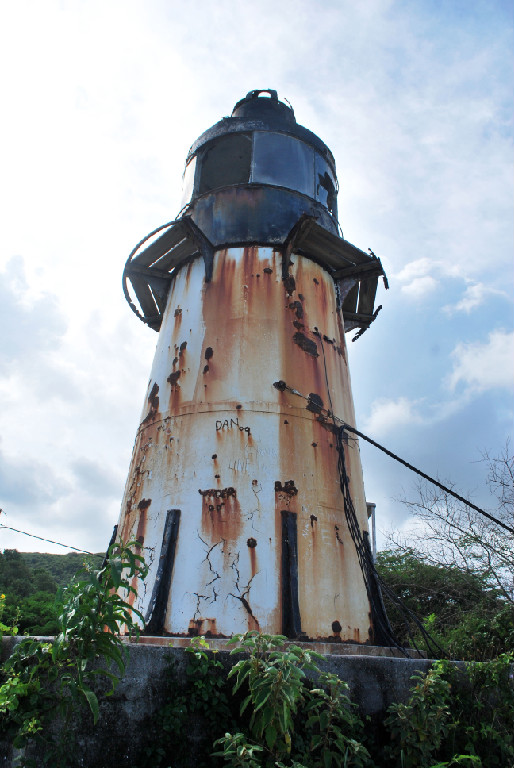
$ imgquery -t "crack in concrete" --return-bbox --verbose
[198,532,224,604]
[193,592,209,619]
[229,553,260,628]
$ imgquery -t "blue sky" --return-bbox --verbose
[0,0,512,554]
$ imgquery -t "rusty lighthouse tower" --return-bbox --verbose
[118,90,387,643]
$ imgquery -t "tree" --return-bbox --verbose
[384,443,514,659]
[376,549,513,659]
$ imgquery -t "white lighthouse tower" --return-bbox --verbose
[117,90,388,643]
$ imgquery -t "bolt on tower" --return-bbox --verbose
[118,90,388,642]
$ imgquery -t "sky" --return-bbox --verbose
[0,0,513,555]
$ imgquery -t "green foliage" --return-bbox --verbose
[438,654,514,767]
[0,540,147,767]
[214,631,373,768]
[213,732,266,768]
[18,551,104,590]
[300,672,372,768]
[228,632,322,757]
[384,662,453,767]
[375,549,514,660]
[138,635,234,768]
[0,549,104,637]
[383,654,514,768]
[208,633,513,768]
[0,592,19,639]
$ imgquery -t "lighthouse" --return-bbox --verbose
[118,90,387,642]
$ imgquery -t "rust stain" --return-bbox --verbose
[289,300,304,319]
[283,274,296,295]
[293,331,319,357]
[141,382,159,425]
[188,618,219,637]
[247,613,260,632]
[174,307,182,330]
[200,487,242,542]
[248,544,257,578]
[184,261,193,289]
[167,370,181,386]
[274,480,298,496]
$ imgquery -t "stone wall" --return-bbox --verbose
[0,638,435,767]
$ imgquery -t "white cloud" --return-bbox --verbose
[395,258,435,283]
[443,282,507,315]
[363,397,424,437]
[447,329,514,393]
[400,275,438,298]
[394,259,439,298]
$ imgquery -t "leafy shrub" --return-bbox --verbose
[0,540,147,767]
[214,631,373,768]
[384,662,452,767]
[383,654,514,768]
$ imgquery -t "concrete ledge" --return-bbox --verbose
[129,634,426,658]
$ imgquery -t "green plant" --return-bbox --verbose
[214,632,373,768]
[384,662,452,768]
[0,540,147,767]
[439,653,514,766]
[430,757,482,767]
[186,635,232,724]
[0,592,19,639]
[383,655,514,768]
[227,632,322,760]
[213,732,265,768]
[300,672,373,768]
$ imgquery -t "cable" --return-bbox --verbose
[272,379,514,536]
[0,522,92,555]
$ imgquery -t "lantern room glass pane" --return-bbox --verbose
[252,132,314,197]
[198,133,252,194]
[315,153,338,215]
[180,156,197,208]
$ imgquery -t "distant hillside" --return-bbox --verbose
[0,549,104,635]
[19,551,104,589]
